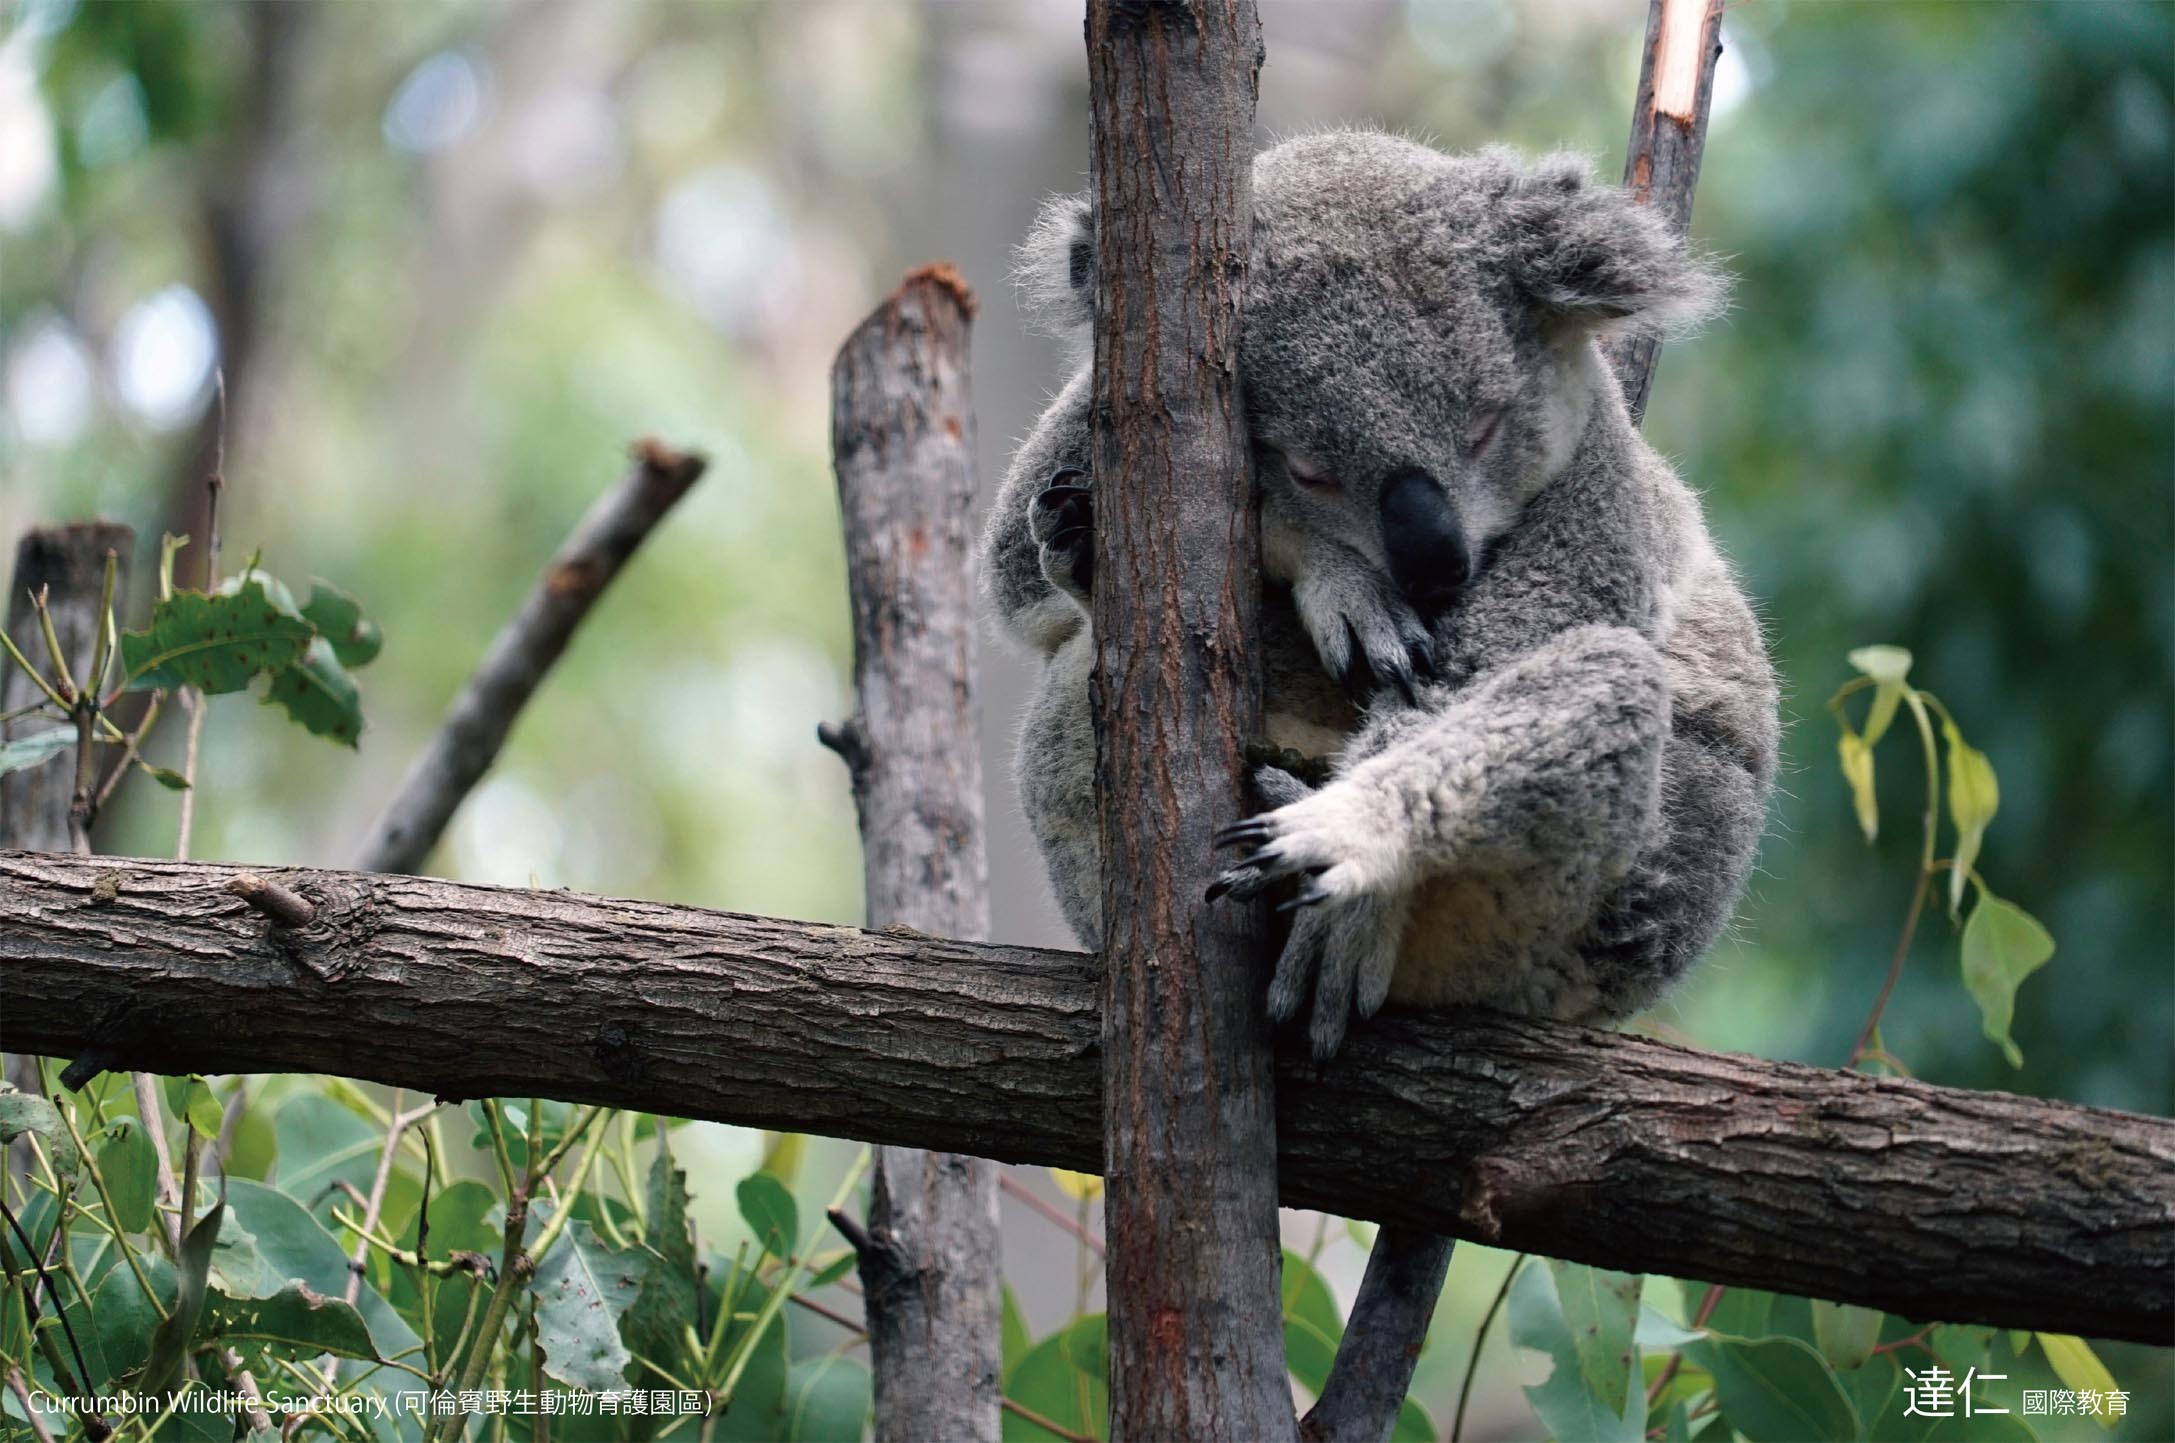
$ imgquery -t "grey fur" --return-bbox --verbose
[981,132,1777,1058]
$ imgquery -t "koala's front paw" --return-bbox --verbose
[1210,766,1409,1057]
[1030,467,1093,605]
[1293,567,1439,709]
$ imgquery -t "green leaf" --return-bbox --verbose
[1960,889,2055,1067]
[805,1249,856,1289]
[621,1140,700,1397]
[1689,1334,1858,1443]
[787,1355,872,1442]
[1941,717,2000,916]
[143,1200,223,1395]
[220,1178,419,1361]
[1508,1258,1643,1443]
[1280,1248,1345,1394]
[705,1260,791,1441]
[1004,1316,1109,1442]
[1837,729,1880,843]
[1285,1312,1340,1399]
[299,581,382,668]
[1548,1259,1643,1415]
[0,1087,80,1182]
[120,579,313,693]
[2038,1333,2118,1430]
[159,1075,222,1139]
[737,1171,800,1262]
[138,761,190,790]
[1848,645,1913,687]
[0,728,74,779]
[1845,1353,1902,1436]
[273,1094,386,1229]
[413,1179,500,1257]
[206,1280,378,1360]
[1847,646,1912,747]
[89,1253,174,1389]
[208,1210,265,1298]
[1001,1284,1032,1384]
[1391,1397,1436,1443]
[1810,1300,1883,1372]
[263,636,364,746]
[97,1117,158,1233]
[533,1215,647,1393]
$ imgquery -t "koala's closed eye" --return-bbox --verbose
[1270,448,1342,496]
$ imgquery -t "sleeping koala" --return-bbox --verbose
[980,131,1778,1059]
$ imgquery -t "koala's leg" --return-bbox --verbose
[1017,627,1104,949]
[978,369,1091,656]
[1212,624,1669,1037]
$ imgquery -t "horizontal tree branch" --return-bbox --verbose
[1,849,2167,1345]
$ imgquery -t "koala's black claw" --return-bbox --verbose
[1277,882,1333,913]
[1204,875,1235,903]
[1037,483,1092,510]
[1047,525,1089,551]
[1047,466,1087,485]
[1408,639,1441,682]
[1214,819,1274,851]
[1387,666,1419,709]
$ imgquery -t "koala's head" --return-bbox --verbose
[1022,132,1724,621]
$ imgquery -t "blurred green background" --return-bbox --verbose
[3,1,2168,1437]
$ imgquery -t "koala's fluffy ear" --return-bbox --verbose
[1017,192,1095,335]
[1496,150,1727,337]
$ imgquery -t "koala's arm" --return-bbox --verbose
[978,368,1092,656]
[1342,625,1666,885]
[1220,624,1668,906]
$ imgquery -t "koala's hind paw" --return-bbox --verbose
[1205,776,1406,905]
[1268,889,1408,1059]
[1031,467,1094,604]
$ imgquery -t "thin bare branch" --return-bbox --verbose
[355,440,707,875]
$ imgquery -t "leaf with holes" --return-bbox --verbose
[263,637,364,746]
[1509,1258,1643,1443]
[120,579,313,693]
[532,1214,647,1393]
[299,581,382,668]
[0,1087,79,1183]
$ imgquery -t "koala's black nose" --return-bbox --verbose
[1379,467,1470,619]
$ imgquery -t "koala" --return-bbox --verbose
[980,131,1779,1061]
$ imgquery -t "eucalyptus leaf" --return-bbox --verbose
[299,581,382,668]
[1837,729,1880,842]
[263,636,364,746]
[1549,1259,1643,1415]
[1960,888,2055,1067]
[787,1355,872,1443]
[143,1200,223,1395]
[1689,1333,1858,1443]
[0,1088,79,1183]
[1847,645,1913,686]
[220,1178,419,1360]
[1941,716,2000,916]
[1811,1299,1883,1372]
[736,1171,800,1262]
[1004,1320,1109,1442]
[531,1215,646,1393]
[206,1281,378,1360]
[120,579,313,693]
[89,1253,174,1389]
[0,728,75,779]
[96,1118,158,1235]
[620,1140,700,1403]
[1001,1285,1032,1384]
[2038,1333,2118,1430]
[1508,1258,1643,1443]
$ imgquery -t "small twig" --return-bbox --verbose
[6,1368,58,1443]
[92,692,165,810]
[226,871,317,928]
[131,1073,183,1255]
[174,686,208,859]
[999,1172,1104,1255]
[356,439,708,875]
[1451,1254,1525,1443]
[789,1290,868,1336]
[1000,1397,1096,1443]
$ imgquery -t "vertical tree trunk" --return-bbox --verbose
[1604,0,1726,422]
[1085,3,1292,1438]
[1,525,132,852]
[824,265,1002,1443]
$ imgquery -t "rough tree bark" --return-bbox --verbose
[821,265,1001,1443]
[1603,0,1725,424]
[355,441,706,875]
[3,850,2168,1346]
[1084,2,1290,1438]
[1,526,132,853]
